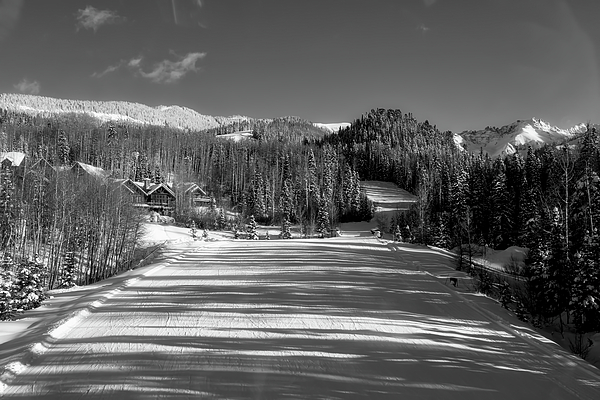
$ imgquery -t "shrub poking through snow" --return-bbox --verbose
[0,255,17,320]
[189,220,197,239]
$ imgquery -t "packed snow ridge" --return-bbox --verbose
[455,118,588,158]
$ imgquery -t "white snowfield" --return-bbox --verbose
[1,238,600,399]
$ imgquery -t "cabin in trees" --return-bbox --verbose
[0,151,26,179]
[174,182,211,209]
[119,178,176,215]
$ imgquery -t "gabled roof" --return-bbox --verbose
[29,158,55,171]
[0,151,26,167]
[146,182,175,197]
[177,182,207,196]
[119,179,147,195]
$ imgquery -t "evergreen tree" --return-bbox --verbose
[449,164,470,246]
[57,130,71,166]
[0,255,17,320]
[247,215,258,240]
[13,258,46,312]
[431,213,451,249]
[0,163,16,249]
[281,214,292,239]
[58,250,77,289]
[189,220,197,239]
[572,229,600,332]
[316,198,330,238]
[489,158,511,248]
[218,208,226,230]
[280,178,294,222]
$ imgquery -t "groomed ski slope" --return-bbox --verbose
[1,237,600,399]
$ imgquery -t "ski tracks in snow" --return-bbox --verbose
[1,238,599,398]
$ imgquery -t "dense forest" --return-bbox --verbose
[0,105,599,342]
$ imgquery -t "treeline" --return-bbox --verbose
[0,165,140,319]
[2,105,599,335]
[327,108,600,334]
[0,107,375,320]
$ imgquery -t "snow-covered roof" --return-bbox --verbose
[72,162,110,179]
[146,182,175,197]
[0,151,26,166]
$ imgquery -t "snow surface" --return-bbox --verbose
[313,122,351,133]
[456,118,588,158]
[1,226,599,398]
[453,245,529,273]
[361,180,418,218]
[215,130,254,142]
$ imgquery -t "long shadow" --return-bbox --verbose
[3,238,599,399]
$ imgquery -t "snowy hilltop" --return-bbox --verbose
[0,93,251,132]
[455,118,588,158]
[313,122,351,133]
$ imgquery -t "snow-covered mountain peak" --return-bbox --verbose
[456,118,588,158]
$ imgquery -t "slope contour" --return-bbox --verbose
[1,238,599,398]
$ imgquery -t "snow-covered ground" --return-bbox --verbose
[1,231,599,398]
[361,181,418,219]
[453,245,529,273]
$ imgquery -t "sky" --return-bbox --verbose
[0,0,599,132]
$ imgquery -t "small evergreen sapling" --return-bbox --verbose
[281,215,292,239]
[247,215,259,240]
[13,257,46,312]
[0,255,17,320]
[58,250,77,289]
[189,220,197,239]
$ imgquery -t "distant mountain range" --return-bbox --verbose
[0,93,258,132]
[455,118,593,158]
[0,94,594,155]
[0,93,348,135]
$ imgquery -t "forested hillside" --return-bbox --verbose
[0,93,245,131]
[1,103,599,340]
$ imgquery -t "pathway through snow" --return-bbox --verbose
[1,238,599,398]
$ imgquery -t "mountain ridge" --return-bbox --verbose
[1,94,594,154]
[0,93,253,132]
[455,117,590,157]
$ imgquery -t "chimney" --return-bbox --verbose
[143,178,151,190]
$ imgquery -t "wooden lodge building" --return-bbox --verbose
[0,152,207,216]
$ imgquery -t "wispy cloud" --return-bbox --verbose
[139,52,206,83]
[423,0,437,7]
[418,24,430,33]
[128,57,142,67]
[13,78,40,95]
[91,63,122,78]
[0,0,24,42]
[92,52,206,84]
[75,6,124,32]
